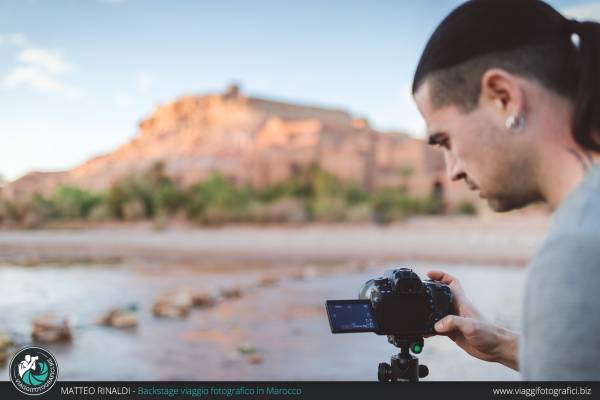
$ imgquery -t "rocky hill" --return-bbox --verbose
[3,84,469,205]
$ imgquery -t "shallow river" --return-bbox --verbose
[0,262,524,381]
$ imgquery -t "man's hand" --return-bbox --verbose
[426,270,519,371]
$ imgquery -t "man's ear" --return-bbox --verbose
[480,68,524,116]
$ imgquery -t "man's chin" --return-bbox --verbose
[486,196,530,213]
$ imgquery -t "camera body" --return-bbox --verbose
[326,267,452,337]
[366,268,452,336]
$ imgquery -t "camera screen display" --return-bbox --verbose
[326,300,378,333]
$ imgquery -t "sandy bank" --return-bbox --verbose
[0,216,550,266]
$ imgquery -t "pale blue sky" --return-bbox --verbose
[0,0,598,181]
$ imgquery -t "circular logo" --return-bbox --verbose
[9,346,59,396]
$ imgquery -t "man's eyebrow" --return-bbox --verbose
[427,131,446,145]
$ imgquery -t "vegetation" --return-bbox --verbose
[0,163,476,227]
[457,200,478,215]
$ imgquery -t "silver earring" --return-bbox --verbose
[505,113,525,132]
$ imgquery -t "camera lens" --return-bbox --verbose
[358,279,376,299]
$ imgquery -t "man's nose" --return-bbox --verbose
[444,151,466,181]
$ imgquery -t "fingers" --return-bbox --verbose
[426,270,459,286]
[427,269,465,302]
[426,269,484,320]
[434,315,474,336]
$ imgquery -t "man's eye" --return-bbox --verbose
[437,138,450,149]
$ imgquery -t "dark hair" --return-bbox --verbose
[412,0,600,152]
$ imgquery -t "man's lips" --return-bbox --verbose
[466,182,486,198]
[466,181,478,191]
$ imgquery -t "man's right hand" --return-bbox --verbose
[426,270,519,371]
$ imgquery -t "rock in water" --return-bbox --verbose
[32,315,72,343]
[0,331,12,351]
[247,354,264,365]
[257,275,279,287]
[0,332,10,366]
[219,286,243,300]
[96,308,138,329]
[152,289,194,318]
[191,291,219,307]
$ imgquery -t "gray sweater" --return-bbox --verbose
[520,165,600,380]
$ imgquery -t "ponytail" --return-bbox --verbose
[567,20,600,152]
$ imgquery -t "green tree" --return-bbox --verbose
[51,186,102,218]
[106,162,182,219]
[186,173,253,223]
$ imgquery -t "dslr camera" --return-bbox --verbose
[325,267,453,381]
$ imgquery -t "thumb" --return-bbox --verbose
[434,315,472,334]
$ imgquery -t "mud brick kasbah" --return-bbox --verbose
[4,84,475,208]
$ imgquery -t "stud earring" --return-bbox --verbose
[505,113,525,132]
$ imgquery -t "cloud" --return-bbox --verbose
[0,33,28,47]
[17,48,76,75]
[2,66,82,98]
[3,66,65,92]
[561,2,600,22]
[0,34,82,98]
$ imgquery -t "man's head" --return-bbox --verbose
[412,0,600,212]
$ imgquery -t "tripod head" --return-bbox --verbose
[377,335,429,382]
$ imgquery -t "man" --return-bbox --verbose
[412,0,600,380]
[18,355,39,378]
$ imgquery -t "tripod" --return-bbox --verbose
[377,336,429,382]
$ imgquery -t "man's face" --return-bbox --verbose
[414,81,541,212]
